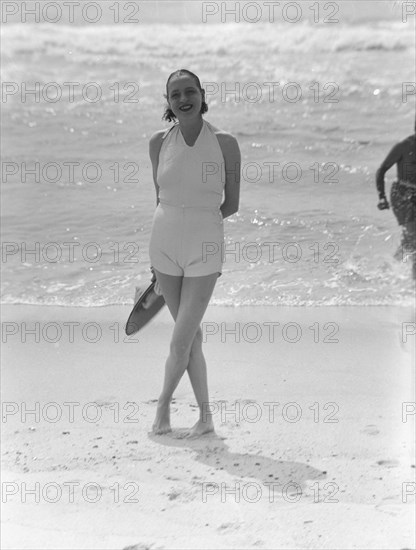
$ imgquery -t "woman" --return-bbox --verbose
[148,69,241,437]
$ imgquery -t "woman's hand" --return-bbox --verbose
[150,266,163,295]
[154,280,163,295]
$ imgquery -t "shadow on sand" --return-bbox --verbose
[148,430,326,487]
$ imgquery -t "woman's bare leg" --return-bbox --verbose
[151,272,182,434]
[185,326,214,437]
[152,270,218,435]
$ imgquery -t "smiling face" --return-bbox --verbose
[166,74,204,122]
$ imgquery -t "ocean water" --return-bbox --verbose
[1,11,415,306]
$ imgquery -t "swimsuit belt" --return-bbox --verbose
[159,199,219,211]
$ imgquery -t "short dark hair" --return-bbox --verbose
[162,69,208,123]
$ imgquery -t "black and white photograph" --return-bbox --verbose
[1,0,415,548]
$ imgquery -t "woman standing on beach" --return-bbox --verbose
[148,69,241,437]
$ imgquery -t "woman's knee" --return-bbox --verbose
[193,326,203,343]
[170,327,202,361]
[169,338,192,362]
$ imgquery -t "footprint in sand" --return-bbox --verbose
[94,396,118,407]
[217,522,240,533]
[376,459,399,468]
[233,399,257,406]
[167,489,181,501]
[375,501,404,516]
[361,425,380,436]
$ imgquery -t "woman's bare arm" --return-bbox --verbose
[148,130,165,206]
[217,132,241,219]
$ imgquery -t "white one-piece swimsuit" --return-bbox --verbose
[149,119,225,277]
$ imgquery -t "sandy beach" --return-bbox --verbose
[1,304,414,549]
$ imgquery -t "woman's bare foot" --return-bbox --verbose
[152,403,171,434]
[187,417,215,438]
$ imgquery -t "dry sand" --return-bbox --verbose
[1,304,415,549]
